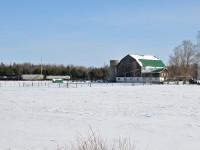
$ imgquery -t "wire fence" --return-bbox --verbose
[0,80,195,88]
[0,80,151,88]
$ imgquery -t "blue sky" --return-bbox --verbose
[0,0,200,67]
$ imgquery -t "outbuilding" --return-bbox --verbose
[52,79,63,83]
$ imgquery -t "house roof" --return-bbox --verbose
[129,54,165,68]
[150,68,165,73]
[142,68,165,74]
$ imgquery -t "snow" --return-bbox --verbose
[130,54,160,61]
[129,54,163,69]
[0,81,200,150]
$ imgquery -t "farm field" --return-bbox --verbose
[0,81,200,150]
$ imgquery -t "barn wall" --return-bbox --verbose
[160,69,169,81]
[117,55,141,77]
[142,73,160,78]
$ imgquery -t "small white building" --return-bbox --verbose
[46,75,70,80]
[21,74,45,80]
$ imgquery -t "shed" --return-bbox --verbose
[52,79,63,83]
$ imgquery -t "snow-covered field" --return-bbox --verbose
[0,81,200,150]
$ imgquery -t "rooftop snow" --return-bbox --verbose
[130,54,165,68]
[130,54,160,60]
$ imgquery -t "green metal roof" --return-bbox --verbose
[138,59,165,67]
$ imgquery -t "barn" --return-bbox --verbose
[110,54,168,83]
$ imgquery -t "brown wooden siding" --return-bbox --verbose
[142,73,160,78]
[117,55,141,77]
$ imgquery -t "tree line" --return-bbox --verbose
[0,63,109,81]
[168,40,200,83]
[1,40,199,83]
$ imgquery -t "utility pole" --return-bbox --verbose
[197,31,200,81]
[41,56,43,75]
[197,31,200,51]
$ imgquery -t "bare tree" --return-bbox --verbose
[195,50,200,81]
[169,40,197,83]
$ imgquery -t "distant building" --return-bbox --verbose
[46,75,70,80]
[21,74,44,80]
[109,54,168,83]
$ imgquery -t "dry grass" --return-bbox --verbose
[58,127,136,150]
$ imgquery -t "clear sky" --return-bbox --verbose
[0,0,200,67]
